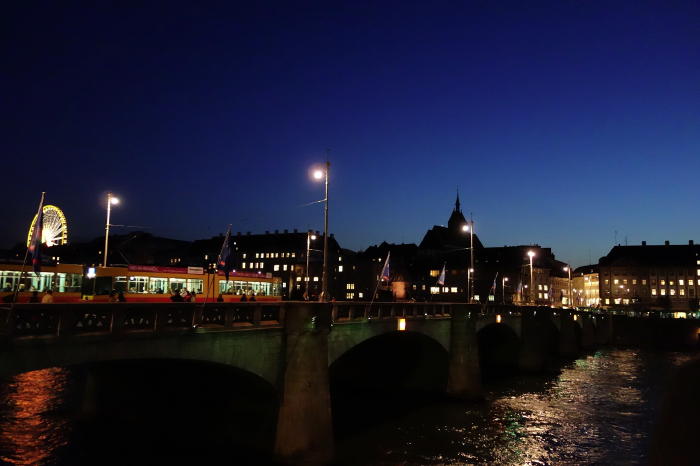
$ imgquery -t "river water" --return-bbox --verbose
[0,349,695,465]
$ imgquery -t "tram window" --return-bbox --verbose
[56,273,82,293]
[186,279,203,294]
[128,276,149,293]
[170,278,186,293]
[114,276,128,293]
[0,271,22,292]
[149,277,168,294]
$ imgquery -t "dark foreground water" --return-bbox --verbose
[0,349,696,465]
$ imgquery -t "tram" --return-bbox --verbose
[0,263,282,303]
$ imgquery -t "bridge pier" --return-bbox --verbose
[581,317,597,349]
[518,308,556,373]
[274,303,334,465]
[446,305,482,400]
[558,313,580,358]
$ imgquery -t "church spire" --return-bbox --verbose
[454,189,461,213]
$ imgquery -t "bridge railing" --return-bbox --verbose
[0,302,288,340]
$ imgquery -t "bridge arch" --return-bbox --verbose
[477,322,521,375]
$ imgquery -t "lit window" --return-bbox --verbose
[422,285,426,290]
[544,285,548,291]
[430,286,440,294]
[242,263,246,269]
[605,280,609,284]
[430,270,440,277]
[450,287,458,293]
[313,276,319,282]
[538,293,543,299]
[690,280,694,286]
[292,253,296,258]
[680,279,685,286]
[680,289,686,296]
[296,277,301,282]
[242,253,246,259]
[544,293,549,299]
[249,262,253,269]
[346,283,355,290]
[255,253,259,258]
[283,264,288,271]
[661,280,666,285]
[632,279,637,285]
[412,285,417,290]
[358,292,364,298]
[614,298,621,304]
[623,279,628,285]
[338,265,344,272]
[605,298,610,305]
[346,292,354,299]
[661,289,666,296]
[273,265,280,271]
[623,299,629,305]
[670,280,675,286]
[670,289,676,295]
[697,269,700,276]
[538,285,542,290]
[339,256,342,262]
[282,283,286,288]
[614,279,619,285]
[642,280,647,285]
[652,289,657,295]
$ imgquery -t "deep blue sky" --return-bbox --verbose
[2,1,699,267]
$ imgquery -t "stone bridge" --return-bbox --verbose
[0,302,697,463]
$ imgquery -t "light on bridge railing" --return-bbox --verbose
[496,314,502,324]
[573,314,578,321]
[398,318,406,331]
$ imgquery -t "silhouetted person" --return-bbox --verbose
[249,294,256,302]
[170,291,184,302]
[109,290,118,302]
[29,291,40,303]
[190,291,196,302]
[216,293,224,303]
[117,291,126,302]
[41,289,54,303]
[240,294,247,302]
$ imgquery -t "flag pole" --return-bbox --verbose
[368,252,389,316]
[8,192,45,312]
[197,224,231,326]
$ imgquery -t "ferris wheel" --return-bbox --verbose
[26,205,69,247]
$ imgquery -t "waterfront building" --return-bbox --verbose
[571,265,600,307]
[598,241,700,312]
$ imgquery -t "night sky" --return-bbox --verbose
[2,1,698,267]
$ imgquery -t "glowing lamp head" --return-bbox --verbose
[461,224,469,232]
[527,251,535,258]
[504,277,509,282]
[313,169,324,180]
[110,197,120,205]
[563,266,569,272]
[310,234,317,240]
[496,314,502,324]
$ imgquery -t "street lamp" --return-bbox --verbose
[304,231,317,300]
[527,250,535,304]
[103,192,120,267]
[462,222,474,302]
[311,161,330,301]
[563,265,572,308]
[502,276,509,304]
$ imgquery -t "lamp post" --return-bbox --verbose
[312,161,330,301]
[304,230,317,300]
[502,276,509,304]
[527,250,535,304]
[462,223,474,302]
[563,265,572,308]
[103,192,119,267]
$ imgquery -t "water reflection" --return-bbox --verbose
[0,368,72,465]
[334,349,697,465]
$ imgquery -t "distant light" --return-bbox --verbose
[311,234,317,240]
[313,169,324,180]
[496,314,502,324]
[563,266,569,271]
[527,250,535,258]
[398,318,406,331]
[573,314,578,321]
[504,277,509,282]
[462,224,469,232]
[87,267,96,279]
[469,268,474,273]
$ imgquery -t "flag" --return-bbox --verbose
[380,251,390,282]
[490,272,499,295]
[29,196,44,273]
[217,227,234,281]
[437,262,446,286]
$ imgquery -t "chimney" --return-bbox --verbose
[293,229,298,233]
[690,240,694,246]
[664,240,670,246]
[330,233,334,238]
[642,241,646,246]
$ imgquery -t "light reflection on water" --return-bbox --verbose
[0,367,72,465]
[335,349,696,465]
[0,350,695,465]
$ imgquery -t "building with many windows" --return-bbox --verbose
[571,265,600,307]
[598,241,700,311]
